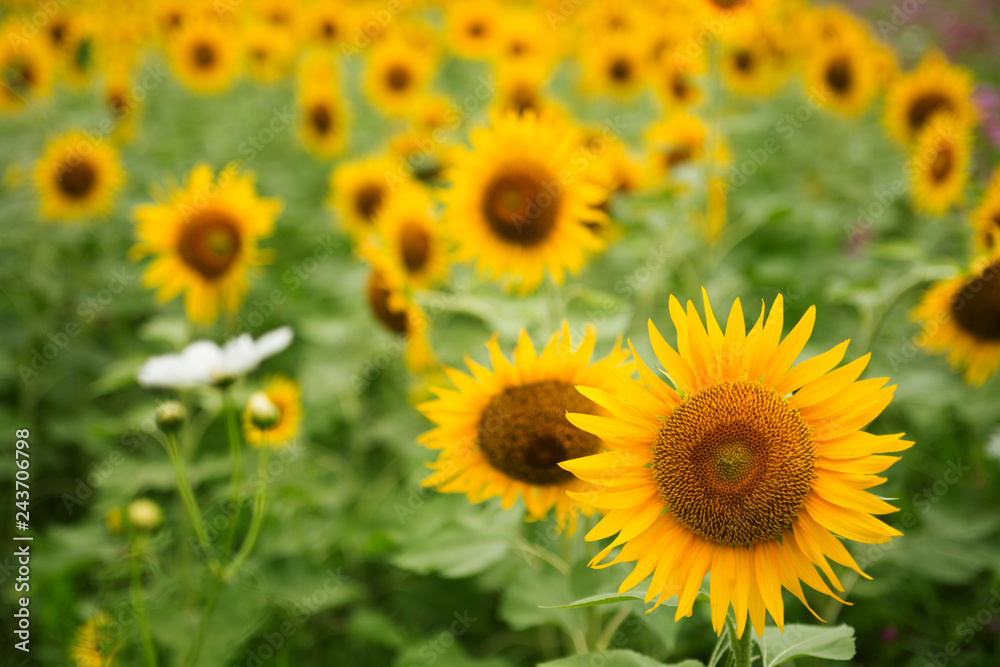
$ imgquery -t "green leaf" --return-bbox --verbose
[542,590,709,610]
[539,650,703,667]
[752,623,856,667]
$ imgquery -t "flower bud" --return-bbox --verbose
[128,499,163,531]
[247,391,280,430]
[155,401,187,434]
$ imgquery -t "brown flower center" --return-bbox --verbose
[480,166,561,246]
[310,103,333,136]
[710,0,747,8]
[931,144,954,183]
[386,64,411,92]
[192,42,216,69]
[734,50,754,73]
[653,380,816,547]
[366,270,408,334]
[950,262,1000,342]
[907,92,953,136]
[478,381,601,486]
[825,56,853,95]
[57,160,97,199]
[609,57,632,84]
[177,210,242,280]
[354,183,385,223]
[400,221,431,273]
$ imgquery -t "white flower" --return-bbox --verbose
[138,327,294,388]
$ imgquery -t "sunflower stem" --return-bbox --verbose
[128,533,158,667]
[184,575,223,667]
[164,432,217,568]
[545,273,565,332]
[221,392,244,558]
[727,616,752,667]
[224,442,270,580]
[595,605,631,651]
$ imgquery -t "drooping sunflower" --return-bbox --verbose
[884,50,976,146]
[243,376,302,448]
[909,115,969,216]
[364,35,434,117]
[912,254,1000,386]
[560,292,909,637]
[131,164,282,324]
[447,1,502,60]
[418,323,631,533]
[366,183,449,290]
[168,19,241,94]
[443,111,608,293]
[805,36,878,117]
[0,30,55,111]
[330,157,396,240]
[365,267,436,372]
[34,131,124,221]
[71,613,118,667]
[972,169,1000,251]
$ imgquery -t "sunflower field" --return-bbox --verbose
[3,0,1000,666]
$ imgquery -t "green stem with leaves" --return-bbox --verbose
[165,433,217,569]
[221,393,244,558]
[726,616,752,667]
[224,443,270,580]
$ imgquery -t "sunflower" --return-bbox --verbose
[153,0,189,37]
[104,63,141,142]
[884,50,976,146]
[645,113,708,183]
[443,111,608,293]
[296,59,348,158]
[131,164,282,324]
[34,131,124,221]
[447,2,502,59]
[71,613,118,667]
[581,33,650,98]
[805,36,878,117]
[909,115,969,216]
[0,30,55,111]
[243,376,302,448]
[365,183,448,290]
[720,20,785,98]
[364,36,433,117]
[302,1,355,49]
[912,254,1000,386]
[418,323,631,533]
[560,292,909,637]
[494,61,551,117]
[654,53,705,110]
[330,156,397,240]
[495,9,558,66]
[365,267,436,372]
[168,19,240,94]
[972,169,1000,251]
[243,20,295,83]
[389,130,451,184]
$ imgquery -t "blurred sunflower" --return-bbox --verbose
[367,183,449,290]
[909,115,969,216]
[71,613,118,667]
[365,268,435,372]
[131,164,282,324]
[720,21,784,98]
[912,254,1000,386]
[389,130,451,184]
[496,9,557,65]
[365,36,433,117]
[806,36,878,117]
[34,131,124,221]
[972,169,1000,251]
[447,2,501,59]
[169,19,240,94]
[243,21,295,83]
[104,64,141,142]
[494,62,551,117]
[561,292,909,637]
[153,0,189,37]
[296,58,348,158]
[302,1,354,49]
[418,323,631,533]
[645,113,708,182]
[330,157,396,240]
[581,33,650,98]
[884,50,976,146]
[654,54,704,110]
[243,376,302,448]
[0,31,55,111]
[443,111,608,293]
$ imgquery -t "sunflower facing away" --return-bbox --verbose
[884,50,976,146]
[909,115,969,216]
[443,111,608,293]
[418,323,631,534]
[71,612,118,667]
[559,292,910,637]
[243,376,303,448]
[971,168,1000,251]
[912,254,1000,386]
[131,164,282,324]
[35,131,124,221]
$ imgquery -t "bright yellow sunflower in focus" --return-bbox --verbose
[560,291,910,638]
[71,612,118,667]
[909,115,969,216]
[169,19,240,94]
[884,50,976,146]
[34,131,124,221]
[243,376,302,448]
[971,169,1000,252]
[131,164,282,324]
[443,111,608,293]
[418,323,631,534]
[912,254,1000,386]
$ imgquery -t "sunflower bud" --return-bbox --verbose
[155,401,187,434]
[247,391,280,430]
[127,499,163,531]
